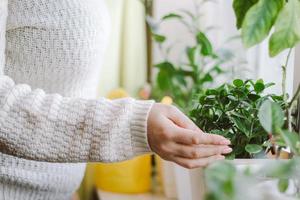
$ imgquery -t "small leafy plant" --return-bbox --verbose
[190,79,284,158]
[204,98,300,200]
[201,0,300,198]
[149,0,233,111]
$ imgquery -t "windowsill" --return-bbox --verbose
[98,190,176,200]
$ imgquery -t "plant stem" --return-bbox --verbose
[288,84,300,133]
[282,49,292,131]
[282,48,292,103]
[288,84,300,109]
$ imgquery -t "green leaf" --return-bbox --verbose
[155,62,175,91]
[205,162,236,199]
[205,161,236,183]
[278,179,289,193]
[186,47,196,65]
[233,79,244,87]
[212,66,224,74]
[280,130,300,155]
[242,0,284,47]
[206,89,218,95]
[245,144,263,154]
[157,70,170,91]
[266,160,295,179]
[202,73,213,83]
[225,153,236,160]
[196,32,213,56]
[153,33,166,43]
[174,74,187,87]
[254,82,265,93]
[155,62,175,71]
[233,0,259,28]
[162,13,182,20]
[258,100,285,134]
[231,117,251,137]
[265,82,276,88]
[269,0,300,57]
[248,94,261,101]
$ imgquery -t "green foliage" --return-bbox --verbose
[245,144,263,154]
[149,1,232,111]
[258,100,285,134]
[190,79,284,158]
[204,158,300,200]
[279,130,300,156]
[202,80,300,198]
[205,161,236,200]
[257,97,300,156]
[202,1,300,198]
[162,13,182,20]
[152,34,166,43]
[269,0,300,56]
[241,0,284,48]
[233,0,300,57]
[196,32,214,56]
[233,0,258,28]
[278,178,289,193]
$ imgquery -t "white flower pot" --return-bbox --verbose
[174,159,296,200]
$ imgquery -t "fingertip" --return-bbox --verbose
[222,147,233,154]
[220,139,231,145]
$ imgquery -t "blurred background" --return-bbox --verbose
[77,0,299,199]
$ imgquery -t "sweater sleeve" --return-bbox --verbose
[0,1,154,163]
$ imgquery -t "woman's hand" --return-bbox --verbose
[147,103,232,169]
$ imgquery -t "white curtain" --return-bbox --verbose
[98,0,148,97]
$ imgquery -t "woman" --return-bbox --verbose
[0,0,232,199]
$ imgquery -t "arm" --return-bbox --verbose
[0,1,153,163]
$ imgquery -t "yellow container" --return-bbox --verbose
[94,155,152,193]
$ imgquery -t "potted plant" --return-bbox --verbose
[173,0,300,199]
[204,99,300,200]
[190,79,285,159]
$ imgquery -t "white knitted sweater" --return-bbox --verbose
[0,0,153,199]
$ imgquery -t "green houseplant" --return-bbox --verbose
[190,79,285,159]
[178,1,300,199]
[204,100,300,200]
[201,0,300,199]
[149,0,234,112]
[189,0,300,159]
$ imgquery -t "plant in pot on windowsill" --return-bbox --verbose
[178,0,300,199]
[204,99,300,200]
[190,0,300,160]
[190,79,287,159]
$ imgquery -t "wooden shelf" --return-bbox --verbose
[98,190,175,200]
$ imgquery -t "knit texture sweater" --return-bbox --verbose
[0,0,153,199]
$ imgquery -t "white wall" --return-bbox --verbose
[153,0,296,96]
[153,0,195,65]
